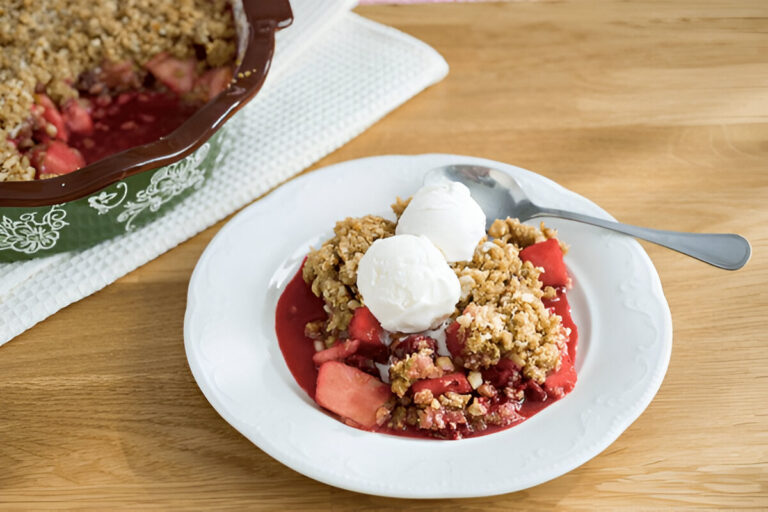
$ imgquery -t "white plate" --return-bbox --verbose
[184,154,672,498]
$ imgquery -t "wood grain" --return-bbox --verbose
[1,1,767,509]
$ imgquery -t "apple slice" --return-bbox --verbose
[99,60,140,89]
[445,321,464,359]
[35,94,69,142]
[519,238,570,287]
[348,306,387,362]
[28,141,85,177]
[315,361,391,429]
[62,99,94,136]
[411,372,472,397]
[145,52,197,94]
[195,66,233,100]
[312,339,359,366]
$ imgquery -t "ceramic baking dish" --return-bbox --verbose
[0,0,292,262]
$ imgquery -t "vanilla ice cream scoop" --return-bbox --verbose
[357,234,461,333]
[395,181,486,262]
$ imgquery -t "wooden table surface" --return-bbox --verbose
[2,1,767,509]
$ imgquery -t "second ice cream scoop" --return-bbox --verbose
[396,181,486,263]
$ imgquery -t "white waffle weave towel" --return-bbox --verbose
[0,0,448,346]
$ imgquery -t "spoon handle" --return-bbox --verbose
[532,208,751,270]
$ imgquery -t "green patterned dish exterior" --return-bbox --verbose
[0,129,223,263]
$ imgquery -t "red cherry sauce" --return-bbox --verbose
[275,263,578,439]
[275,263,327,398]
[69,91,200,164]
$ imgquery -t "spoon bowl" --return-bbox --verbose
[426,164,537,228]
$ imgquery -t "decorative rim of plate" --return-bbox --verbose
[184,154,673,498]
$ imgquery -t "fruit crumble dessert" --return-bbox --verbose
[0,0,236,182]
[275,181,578,440]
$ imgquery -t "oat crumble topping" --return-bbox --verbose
[0,0,236,181]
[439,391,471,409]
[390,196,411,218]
[389,347,444,397]
[451,218,566,383]
[302,214,396,333]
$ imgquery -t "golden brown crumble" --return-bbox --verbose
[438,392,471,409]
[0,0,236,181]
[489,217,568,254]
[386,386,517,435]
[390,196,411,219]
[412,389,434,406]
[451,218,566,383]
[389,347,443,397]
[385,389,470,433]
[304,320,325,340]
[302,215,396,333]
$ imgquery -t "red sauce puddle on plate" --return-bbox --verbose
[276,263,578,440]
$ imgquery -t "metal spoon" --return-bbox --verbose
[426,164,751,270]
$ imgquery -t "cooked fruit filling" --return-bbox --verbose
[0,0,236,182]
[276,183,579,440]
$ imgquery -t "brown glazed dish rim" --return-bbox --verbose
[0,0,293,208]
